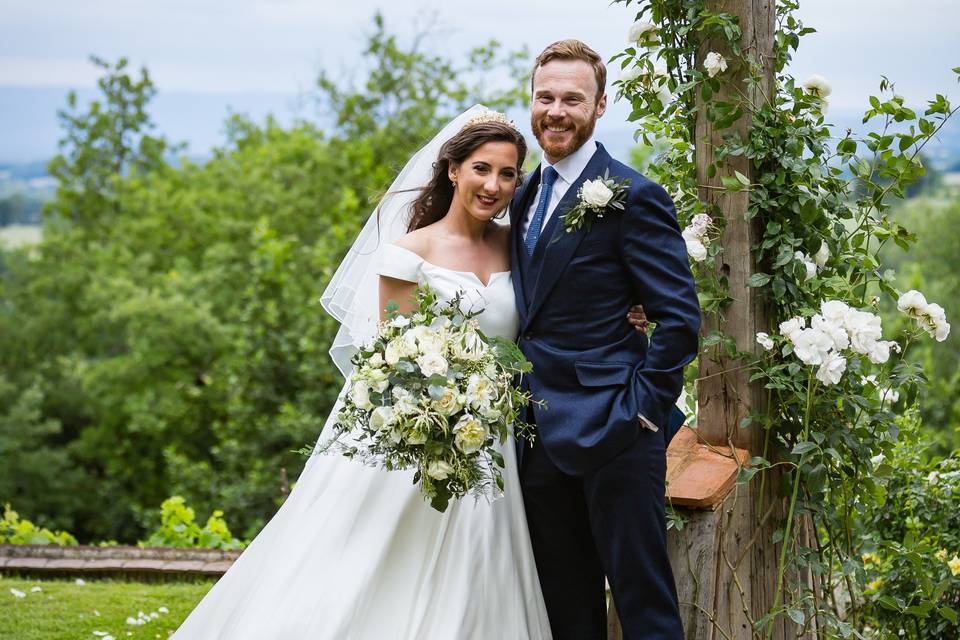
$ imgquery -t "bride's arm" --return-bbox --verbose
[378,275,418,321]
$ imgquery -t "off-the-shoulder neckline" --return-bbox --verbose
[387,243,509,288]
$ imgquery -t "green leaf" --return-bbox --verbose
[938,606,958,625]
[747,273,772,287]
[786,608,805,625]
[734,170,750,186]
[791,442,817,455]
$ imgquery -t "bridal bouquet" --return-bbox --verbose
[329,285,536,512]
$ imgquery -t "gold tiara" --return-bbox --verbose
[460,110,520,133]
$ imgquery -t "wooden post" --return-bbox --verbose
[689,1,800,639]
[609,4,812,639]
[610,2,804,639]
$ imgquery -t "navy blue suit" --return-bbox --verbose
[511,143,700,639]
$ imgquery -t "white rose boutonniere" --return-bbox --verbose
[561,170,631,234]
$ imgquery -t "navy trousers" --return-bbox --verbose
[520,417,684,640]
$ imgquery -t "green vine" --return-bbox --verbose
[612,0,959,637]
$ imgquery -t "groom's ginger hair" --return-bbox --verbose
[532,39,606,103]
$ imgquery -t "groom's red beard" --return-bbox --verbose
[531,111,598,161]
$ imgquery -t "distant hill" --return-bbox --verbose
[2,84,958,177]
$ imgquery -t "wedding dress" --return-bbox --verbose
[171,241,553,639]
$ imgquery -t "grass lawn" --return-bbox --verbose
[0,575,214,640]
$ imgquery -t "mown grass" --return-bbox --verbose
[0,575,213,640]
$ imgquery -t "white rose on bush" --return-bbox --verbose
[756,332,775,351]
[628,21,657,44]
[776,299,905,385]
[580,179,614,207]
[897,289,928,318]
[779,316,806,341]
[794,251,818,281]
[685,238,708,262]
[682,214,712,262]
[816,351,847,386]
[619,66,642,83]
[791,327,834,365]
[814,240,830,268]
[897,290,951,341]
[801,74,833,98]
[703,52,727,78]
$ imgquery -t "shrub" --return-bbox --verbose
[139,496,245,551]
[0,503,78,545]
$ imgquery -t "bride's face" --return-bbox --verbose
[449,141,520,222]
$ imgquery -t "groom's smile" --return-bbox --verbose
[530,58,607,163]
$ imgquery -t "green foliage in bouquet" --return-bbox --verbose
[328,285,536,512]
[139,496,245,550]
[0,503,78,546]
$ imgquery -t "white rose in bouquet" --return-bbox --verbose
[328,284,536,512]
[369,406,395,431]
[432,386,465,417]
[454,414,489,454]
[466,373,496,410]
[416,352,449,377]
[364,367,390,393]
[385,336,417,365]
[427,460,454,480]
[351,381,373,411]
[690,214,713,234]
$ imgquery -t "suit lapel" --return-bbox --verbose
[509,166,541,327]
[526,144,612,325]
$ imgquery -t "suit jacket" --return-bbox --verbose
[511,143,701,475]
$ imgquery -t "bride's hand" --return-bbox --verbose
[627,305,649,334]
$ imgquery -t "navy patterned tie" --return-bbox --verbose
[524,166,559,256]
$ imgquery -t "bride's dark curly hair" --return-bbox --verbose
[406,121,527,232]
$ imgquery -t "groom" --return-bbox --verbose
[512,40,700,639]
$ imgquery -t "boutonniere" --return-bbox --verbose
[561,170,631,233]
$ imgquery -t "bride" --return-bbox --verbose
[171,106,555,639]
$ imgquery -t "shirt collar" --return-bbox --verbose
[541,136,598,185]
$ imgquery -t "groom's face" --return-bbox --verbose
[531,59,607,164]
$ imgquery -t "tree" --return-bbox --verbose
[0,16,528,542]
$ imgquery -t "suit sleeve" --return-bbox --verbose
[619,179,701,430]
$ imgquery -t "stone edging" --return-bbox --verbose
[0,544,241,578]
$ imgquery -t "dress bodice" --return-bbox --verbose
[376,243,519,341]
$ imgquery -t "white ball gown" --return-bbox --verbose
[171,242,553,639]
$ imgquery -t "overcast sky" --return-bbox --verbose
[0,1,957,162]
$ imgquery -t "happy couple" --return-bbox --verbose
[171,39,700,640]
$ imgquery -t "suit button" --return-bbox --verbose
[524,333,533,340]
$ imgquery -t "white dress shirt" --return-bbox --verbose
[523,138,660,433]
[522,137,599,237]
